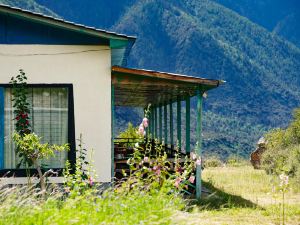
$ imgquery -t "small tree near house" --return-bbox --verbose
[10,70,69,193]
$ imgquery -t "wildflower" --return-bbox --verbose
[191,152,197,160]
[279,173,289,186]
[144,156,149,163]
[138,124,145,136]
[88,176,94,186]
[174,177,182,188]
[189,175,195,183]
[64,187,70,193]
[176,167,183,173]
[142,118,149,128]
[153,165,161,175]
[196,158,201,166]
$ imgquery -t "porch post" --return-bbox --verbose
[111,83,115,181]
[169,101,174,149]
[177,97,181,150]
[159,105,163,142]
[196,88,203,200]
[186,96,191,153]
[150,107,154,139]
[164,103,168,145]
[154,106,157,139]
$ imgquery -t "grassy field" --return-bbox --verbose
[174,166,300,225]
[0,166,299,224]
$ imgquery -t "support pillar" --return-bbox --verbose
[186,96,191,153]
[177,97,181,150]
[196,88,203,200]
[169,101,174,149]
[159,105,163,142]
[164,103,168,145]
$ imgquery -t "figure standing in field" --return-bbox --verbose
[250,137,266,169]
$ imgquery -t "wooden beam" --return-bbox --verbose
[169,101,174,149]
[196,88,203,200]
[177,97,181,150]
[164,103,168,145]
[112,66,220,86]
[186,96,191,153]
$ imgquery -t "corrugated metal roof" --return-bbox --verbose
[0,4,136,41]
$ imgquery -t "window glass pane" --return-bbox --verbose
[3,87,69,169]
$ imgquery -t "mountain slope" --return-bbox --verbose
[114,0,300,124]
[111,0,300,156]
[0,0,57,17]
[213,0,300,47]
[2,0,300,158]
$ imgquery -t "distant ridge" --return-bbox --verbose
[2,0,300,158]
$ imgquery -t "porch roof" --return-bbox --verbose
[111,66,222,107]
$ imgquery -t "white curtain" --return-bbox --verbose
[4,87,68,169]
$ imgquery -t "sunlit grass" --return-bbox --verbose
[0,185,184,225]
[174,166,300,224]
[1,166,299,224]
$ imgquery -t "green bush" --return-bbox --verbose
[226,155,249,167]
[261,108,300,184]
[204,156,223,168]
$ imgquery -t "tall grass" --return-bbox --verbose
[0,184,184,225]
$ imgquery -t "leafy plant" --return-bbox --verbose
[262,108,300,184]
[13,132,69,193]
[10,70,32,168]
[63,134,96,197]
[203,155,223,168]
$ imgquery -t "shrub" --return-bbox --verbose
[226,155,249,167]
[261,108,300,184]
[203,156,223,168]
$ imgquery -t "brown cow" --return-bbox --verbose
[250,137,266,169]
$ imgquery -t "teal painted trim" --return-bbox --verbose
[177,97,181,149]
[169,101,174,148]
[164,104,168,145]
[196,88,203,200]
[110,39,129,49]
[186,96,191,153]
[111,84,115,181]
[0,87,4,169]
[154,106,157,139]
[148,108,152,139]
[159,105,163,142]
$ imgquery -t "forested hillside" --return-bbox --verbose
[1,0,299,158]
[213,0,300,48]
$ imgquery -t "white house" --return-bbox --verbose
[0,4,221,198]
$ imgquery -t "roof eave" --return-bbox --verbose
[0,4,136,41]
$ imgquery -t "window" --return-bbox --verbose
[0,84,75,176]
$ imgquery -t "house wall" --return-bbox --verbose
[0,44,112,183]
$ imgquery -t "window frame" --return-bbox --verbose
[0,83,76,177]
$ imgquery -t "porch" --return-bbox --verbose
[111,66,221,199]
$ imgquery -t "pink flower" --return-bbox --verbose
[174,177,182,188]
[144,157,149,163]
[176,167,183,173]
[196,158,201,166]
[88,177,94,186]
[191,152,197,160]
[279,173,289,186]
[142,118,149,128]
[153,166,161,175]
[138,124,145,136]
[155,169,161,176]
[188,175,195,183]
